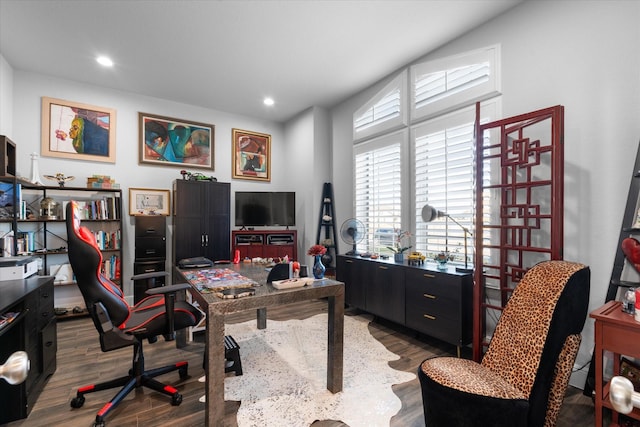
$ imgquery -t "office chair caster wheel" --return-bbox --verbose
[70,395,85,408]
[171,392,183,406]
[179,366,188,379]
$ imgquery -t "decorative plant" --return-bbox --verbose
[387,230,412,254]
[307,244,327,257]
[433,251,455,263]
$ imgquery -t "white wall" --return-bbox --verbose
[330,0,640,388]
[284,106,333,262]
[9,70,318,302]
[0,53,14,136]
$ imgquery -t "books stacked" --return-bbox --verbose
[101,254,121,281]
[87,175,120,189]
[75,196,120,220]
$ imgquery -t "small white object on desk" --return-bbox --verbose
[272,277,315,289]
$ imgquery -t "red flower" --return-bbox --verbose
[307,244,327,256]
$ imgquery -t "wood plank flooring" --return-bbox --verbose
[7,300,595,427]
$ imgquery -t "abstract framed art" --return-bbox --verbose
[139,113,214,170]
[232,128,271,181]
[128,188,171,216]
[41,97,116,163]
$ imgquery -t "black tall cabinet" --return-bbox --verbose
[173,180,230,265]
[133,216,167,303]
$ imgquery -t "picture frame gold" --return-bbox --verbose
[139,112,214,170]
[232,128,271,182]
[41,97,116,163]
[128,188,171,216]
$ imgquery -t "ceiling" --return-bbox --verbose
[0,0,523,123]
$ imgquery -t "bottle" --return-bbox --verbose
[622,287,636,315]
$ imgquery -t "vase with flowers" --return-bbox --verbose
[433,251,455,270]
[308,244,327,279]
[387,230,412,263]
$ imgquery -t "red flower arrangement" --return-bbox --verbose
[307,244,327,256]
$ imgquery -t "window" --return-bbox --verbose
[352,46,501,266]
[354,131,406,254]
[353,71,407,142]
[410,45,500,121]
[413,108,477,262]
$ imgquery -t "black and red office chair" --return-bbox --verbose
[65,201,203,427]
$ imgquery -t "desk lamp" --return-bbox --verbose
[0,351,30,385]
[421,204,473,273]
[609,375,640,414]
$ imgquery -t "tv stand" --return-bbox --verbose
[232,229,297,261]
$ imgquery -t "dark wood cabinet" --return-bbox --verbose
[337,255,472,350]
[173,180,230,264]
[133,216,167,303]
[336,255,366,308]
[232,230,297,261]
[367,262,405,324]
[0,276,56,424]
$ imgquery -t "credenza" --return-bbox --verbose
[336,255,472,354]
[0,275,56,424]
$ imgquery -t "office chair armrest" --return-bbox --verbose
[131,271,169,281]
[144,282,191,295]
[145,282,192,341]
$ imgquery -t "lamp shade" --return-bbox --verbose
[610,375,640,414]
[421,205,446,223]
[0,351,30,385]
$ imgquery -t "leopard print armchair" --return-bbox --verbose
[418,260,590,427]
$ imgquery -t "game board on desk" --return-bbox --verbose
[181,268,258,295]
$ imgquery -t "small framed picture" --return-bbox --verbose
[129,188,171,216]
[232,128,271,182]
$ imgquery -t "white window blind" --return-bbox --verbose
[410,45,500,121]
[354,90,401,133]
[353,71,407,141]
[413,110,476,262]
[354,134,403,254]
[414,62,490,109]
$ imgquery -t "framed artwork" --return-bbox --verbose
[139,113,214,170]
[129,188,171,216]
[41,97,116,163]
[232,128,271,181]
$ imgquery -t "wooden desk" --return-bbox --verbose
[177,263,344,427]
[591,300,640,427]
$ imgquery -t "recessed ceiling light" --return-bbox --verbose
[96,56,113,67]
[263,97,275,106]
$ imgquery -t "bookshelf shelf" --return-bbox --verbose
[0,176,123,312]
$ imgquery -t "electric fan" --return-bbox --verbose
[340,218,365,255]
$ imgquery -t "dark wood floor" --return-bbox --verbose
[8,300,595,427]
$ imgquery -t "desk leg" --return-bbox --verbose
[257,307,267,329]
[327,289,344,393]
[205,308,225,427]
[594,321,603,427]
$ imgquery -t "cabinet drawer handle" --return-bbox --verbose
[45,341,54,347]
[423,314,436,320]
[423,274,435,278]
[423,293,436,299]
[379,266,388,270]
[346,260,353,264]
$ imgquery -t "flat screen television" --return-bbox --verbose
[235,191,295,227]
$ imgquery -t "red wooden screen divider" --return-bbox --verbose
[472,103,565,361]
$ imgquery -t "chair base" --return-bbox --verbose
[70,342,188,427]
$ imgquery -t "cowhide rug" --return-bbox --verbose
[218,313,415,426]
